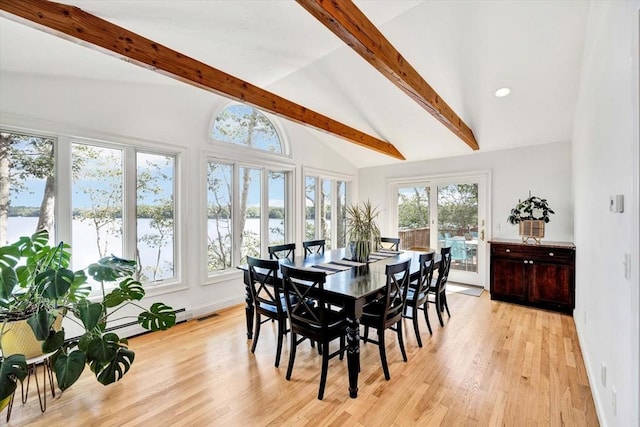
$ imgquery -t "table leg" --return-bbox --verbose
[346,314,360,398]
[243,270,254,339]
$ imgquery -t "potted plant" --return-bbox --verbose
[507,194,555,244]
[345,200,382,262]
[0,229,176,409]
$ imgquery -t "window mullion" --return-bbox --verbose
[56,136,72,245]
[124,147,137,261]
[261,169,269,256]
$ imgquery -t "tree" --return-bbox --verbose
[0,132,55,244]
[398,187,429,230]
[208,105,280,268]
[136,155,175,281]
[72,145,122,259]
[437,184,478,234]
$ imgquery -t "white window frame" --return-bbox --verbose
[302,167,354,249]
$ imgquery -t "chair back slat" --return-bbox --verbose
[382,259,411,326]
[281,265,330,332]
[435,246,452,291]
[247,256,283,315]
[303,239,325,259]
[380,237,400,251]
[414,252,435,298]
[268,243,295,262]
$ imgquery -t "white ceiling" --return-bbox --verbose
[0,0,589,168]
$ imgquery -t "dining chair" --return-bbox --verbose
[302,239,325,259]
[280,265,347,400]
[447,237,469,270]
[380,237,400,251]
[268,243,295,262]
[247,256,288,367]
[403,251,435,347]
[361,258,411,380]
[428,246,453,326]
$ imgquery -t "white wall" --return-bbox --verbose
[0,72,358,323]
[358,141,574,243]
[572,1,640,426]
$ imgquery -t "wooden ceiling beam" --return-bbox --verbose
[0,0,405,160]
[296,0,479,151]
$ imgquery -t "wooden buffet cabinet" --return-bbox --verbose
[489,239,575,314]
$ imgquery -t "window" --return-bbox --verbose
[212,104,283,154]
[0,131,56,245]
[136,152,175,282]
[208,104,291,274]
[1,129,179,290]
[207,161,291,273]
[71,143,124,270]
[304,173,350,249]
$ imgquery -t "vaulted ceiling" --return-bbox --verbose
[0,0,589,168]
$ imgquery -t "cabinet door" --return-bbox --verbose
[528,261,572,308]
[491,257,527,301]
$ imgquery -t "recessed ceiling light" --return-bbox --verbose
[494,87,511,98]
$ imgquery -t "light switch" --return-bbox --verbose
[609,195,624,213]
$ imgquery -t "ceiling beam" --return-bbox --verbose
[297,0,479,151]
[0,0,406,161]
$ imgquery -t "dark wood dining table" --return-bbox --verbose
[237,248,439,398]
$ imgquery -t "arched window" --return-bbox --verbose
[212,104,283,154]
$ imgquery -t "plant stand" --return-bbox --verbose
[3,353,56,422]
[519,220,545,244]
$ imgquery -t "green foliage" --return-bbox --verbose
[507,195,555,224]
[0,354,27,400]
[0,229,177,398]
[398,187,429,229]
[345,200,381,262]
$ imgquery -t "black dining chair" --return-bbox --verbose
[302,239,325,259]
[428,246,453,326]
[380,237,400,251]
[403,251,435,347]
[247,256,288,367]
[268,243,295,262]
[280,265,347,400]
[361,258,411,380]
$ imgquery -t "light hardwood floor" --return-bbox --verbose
[6,292,599,426]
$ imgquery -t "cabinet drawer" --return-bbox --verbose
[491,244,574,262]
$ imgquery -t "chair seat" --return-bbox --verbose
[293,307,347,340]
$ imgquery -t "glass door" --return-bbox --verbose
[395,175,488,287]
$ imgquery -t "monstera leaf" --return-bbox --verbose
[27,308,55,340]
[87,256,136,283]
[103,277,145,308]
[0,264,18,307]
[85,333,134,385]
[54,350,86,391]
[138,302,176,331]
[77,300,105,332]
[95,347,135,386]
[35,267,74,300]
[0,354,27,400]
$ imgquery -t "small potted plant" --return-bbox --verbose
[507,194,555,244]
[345,200,382,263]
[0,229,176,411]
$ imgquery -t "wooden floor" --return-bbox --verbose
[6,292,599,426]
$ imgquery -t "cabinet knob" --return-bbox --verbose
[505,249,511,253]
[549,252,554,256]
[523,260,528,264]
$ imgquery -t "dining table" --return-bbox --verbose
[237,247,440,398]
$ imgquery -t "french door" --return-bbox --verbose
[393,173,489,287]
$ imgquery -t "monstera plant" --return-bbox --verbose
[0,230,176,405]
